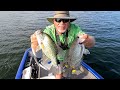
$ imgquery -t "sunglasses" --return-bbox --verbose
[55,18,70,23]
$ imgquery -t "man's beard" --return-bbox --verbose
[57,29,67,34]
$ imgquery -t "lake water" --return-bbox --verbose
[0,11,120,79]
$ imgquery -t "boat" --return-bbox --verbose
[15,48,104,79]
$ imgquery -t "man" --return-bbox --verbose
[31,11,95,79]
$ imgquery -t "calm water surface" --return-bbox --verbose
[0,11,120,79]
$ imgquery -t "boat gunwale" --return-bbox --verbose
[81,61,104,79]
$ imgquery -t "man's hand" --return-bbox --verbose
[77,34,95,48]
[30,32,39,53]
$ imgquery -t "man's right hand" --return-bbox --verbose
[30,32,39,53]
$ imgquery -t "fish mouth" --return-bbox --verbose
[36,30,43,35]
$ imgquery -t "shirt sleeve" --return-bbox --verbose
[72,24,85,38]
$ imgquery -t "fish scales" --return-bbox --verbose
[35,30,58,66]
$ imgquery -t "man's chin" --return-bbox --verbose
[58,29,66,34]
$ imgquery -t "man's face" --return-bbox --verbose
[53,18,70,34]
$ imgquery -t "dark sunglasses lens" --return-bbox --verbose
[55,19,69,23]
[63,19,69,23]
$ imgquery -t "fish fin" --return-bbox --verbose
[56,43,67,61]
[83,49,90,55]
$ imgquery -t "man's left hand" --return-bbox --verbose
[77,34,95,48]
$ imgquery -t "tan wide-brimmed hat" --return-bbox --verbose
[47,11,77,23]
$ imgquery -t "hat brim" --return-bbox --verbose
[47,17,76,23]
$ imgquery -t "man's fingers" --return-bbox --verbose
[30,33,38,52]
[31,33,37,42]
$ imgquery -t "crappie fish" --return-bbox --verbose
[64,37,90,69]
[62,37,90,78]
[35,30,58,67]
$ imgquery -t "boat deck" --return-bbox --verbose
[16,48,103,79]
[28,63,97,79]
